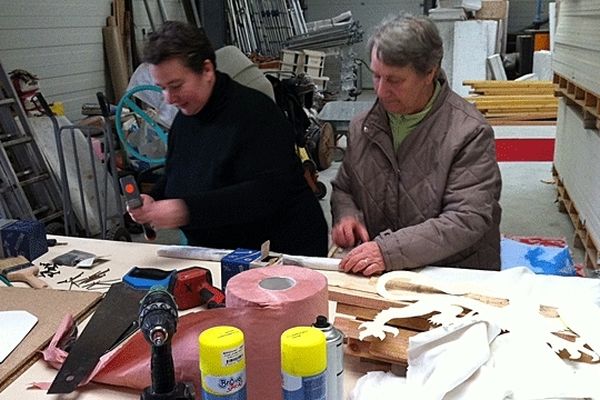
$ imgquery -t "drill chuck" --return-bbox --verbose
[139,289,178,345]
[139,288,194,399]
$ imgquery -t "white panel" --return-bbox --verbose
[451,20,497,96]
[437,20,456,86]
[552,0,600,95]
[554,99,600,244]
[0,28,102,50]
[533,50,552,80]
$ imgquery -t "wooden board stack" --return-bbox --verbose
[464,80,557,125]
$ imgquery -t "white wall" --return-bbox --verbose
[0,1,112,121]
[0,0,186,122]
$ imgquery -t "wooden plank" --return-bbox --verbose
[331,283,558,317]
[464,80,554,87]
[336,317,417,365]
[336,303,433,332]
[472,88,555,95]
[490,120,556,126]
[466,95,556,102]
[329,286,414,311]
[485,111,557,118]
[478,105,557,112]
[471,98,557,105]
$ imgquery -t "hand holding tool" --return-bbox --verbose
[119,175,157,241]
[172,267,225,310]
[139,288,195,400]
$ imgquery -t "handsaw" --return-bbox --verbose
[47,268,176,394]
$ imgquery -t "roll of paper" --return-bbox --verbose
[226,265,328,317]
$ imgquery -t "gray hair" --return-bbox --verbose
[368,13,443,75]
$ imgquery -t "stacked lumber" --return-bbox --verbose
[464,80,557,124]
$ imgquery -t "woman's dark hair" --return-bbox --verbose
[143,20,216,72]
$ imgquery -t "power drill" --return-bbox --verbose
[138,288,195,400]
[172,267,225,310]
[120,175,157,241]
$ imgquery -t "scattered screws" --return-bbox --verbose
[39,262,61,278]
[56,269,113,290]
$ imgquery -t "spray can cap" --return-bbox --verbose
[313,315,331,329]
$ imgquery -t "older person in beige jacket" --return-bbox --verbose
[331,13,502,276]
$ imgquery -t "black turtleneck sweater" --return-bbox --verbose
[152,71,328,256]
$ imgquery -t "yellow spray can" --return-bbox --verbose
[281,326,327,400]
[198,326,246,400]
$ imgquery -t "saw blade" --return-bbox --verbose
[47,282,145,394]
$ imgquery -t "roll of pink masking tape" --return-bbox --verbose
[225,265,329,400]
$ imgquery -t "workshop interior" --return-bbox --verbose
[1,0,600,399]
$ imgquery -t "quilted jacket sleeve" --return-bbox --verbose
[331,118,365,225]
[375,124,501,270]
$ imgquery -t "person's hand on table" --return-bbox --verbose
[128,195,189,230]
[340,241,386,276]
[332,216,369,248]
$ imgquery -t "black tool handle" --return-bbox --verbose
[96,92,111,118]
[34,92,54,116]
[119,175,157,241]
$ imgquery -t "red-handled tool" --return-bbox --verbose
[119,175,157,241]
[172,267,225,310]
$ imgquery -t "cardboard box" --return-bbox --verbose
[220,241,281,288]
[0,219,48,261]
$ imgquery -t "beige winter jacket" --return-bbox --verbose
[331,72,502,271]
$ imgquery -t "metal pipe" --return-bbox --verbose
[157,0,168,23]
[142,0,156,32]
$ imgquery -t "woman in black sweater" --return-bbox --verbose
[128,21,328,256]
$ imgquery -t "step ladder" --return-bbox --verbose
[0,61,63,225]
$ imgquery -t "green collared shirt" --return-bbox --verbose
[388,81,441,150]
